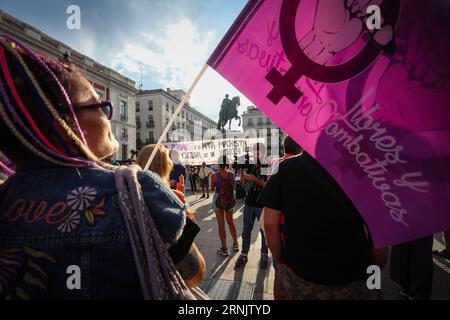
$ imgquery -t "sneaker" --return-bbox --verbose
[234,255,248,268]
[217,247,229,256]
[260,254,269,269]
[232,243,239,252]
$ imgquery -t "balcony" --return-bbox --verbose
[146,121,155,128]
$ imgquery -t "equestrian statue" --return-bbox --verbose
[217,94,241,131]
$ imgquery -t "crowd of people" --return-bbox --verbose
[0,36,448,300]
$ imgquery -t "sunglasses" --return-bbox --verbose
[73,101,113,120]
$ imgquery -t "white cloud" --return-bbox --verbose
[112,17,214,89]
[70,28,97,60]
[106,9,253,131]
[191,68,253,127]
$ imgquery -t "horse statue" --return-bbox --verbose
[217,95,241,131]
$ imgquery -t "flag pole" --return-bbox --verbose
[143,63,209,171]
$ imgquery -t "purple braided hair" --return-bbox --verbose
[0,69,93,167]
[0,34,87,145]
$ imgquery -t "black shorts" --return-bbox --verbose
[200,177,209,188]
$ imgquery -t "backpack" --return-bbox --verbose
[215,172,236,211]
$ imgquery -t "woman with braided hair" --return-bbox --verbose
[0,36,205,299]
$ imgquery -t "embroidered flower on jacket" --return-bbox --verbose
[57,211,81,233]
[66,186,97,211]
[85,196,107,226]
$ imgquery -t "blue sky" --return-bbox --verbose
[0,0,252,123]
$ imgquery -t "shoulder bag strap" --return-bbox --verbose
[114,165,195,300]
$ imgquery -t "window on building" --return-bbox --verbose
[135,101,140,112]
[166,103,169,112]
[149,131,154,141]
[248,119,253,126]
[121,144,128,160]
[135,116,140,124]
[120,101,128,122]
[148,100,153,111]
[136,132,140,141]
[258,117,263,125]
[172,106,175,113]
[182,111,185,118]
[146,115,154,128]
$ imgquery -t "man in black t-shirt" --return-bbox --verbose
[235,143,269,269]
[259,152,388,299]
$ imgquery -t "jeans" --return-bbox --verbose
[189,174,197,192]
[241,204,268,255]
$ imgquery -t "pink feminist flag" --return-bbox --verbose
[208,0,450,247]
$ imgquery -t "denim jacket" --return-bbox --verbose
[0,162,187,300]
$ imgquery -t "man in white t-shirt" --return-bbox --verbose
[198,162,213,199]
